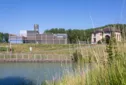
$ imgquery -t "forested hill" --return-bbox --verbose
[44,24,126,43]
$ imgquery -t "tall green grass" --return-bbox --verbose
[43,36,126,85]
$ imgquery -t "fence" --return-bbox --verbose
[0,53,71,62]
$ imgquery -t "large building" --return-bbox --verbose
[91,27,121,44]
[9,34,23,44]
[9,24,67,44]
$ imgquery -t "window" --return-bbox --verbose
[94,33,96,37]
[94,38,96,43]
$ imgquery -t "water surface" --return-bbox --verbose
[0,62,91,85]
[0,62,72,85]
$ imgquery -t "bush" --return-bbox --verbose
[0,47,14,52]
[72,50,83,63]
[0,47,7,51]
[97,40,102,44]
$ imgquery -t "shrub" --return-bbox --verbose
[97,40,102,44]
[0,47,14,52]
[72,50,83,63]
[97,38,106,44]
[0,47,7,51]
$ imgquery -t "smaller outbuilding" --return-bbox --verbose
[91,27,121,44]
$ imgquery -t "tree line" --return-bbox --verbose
[44,24,126,43]
[0,32,9,43]
[44,28,93,43]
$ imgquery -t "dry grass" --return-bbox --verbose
[42,42,126,85]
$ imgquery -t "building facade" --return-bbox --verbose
[9,24,67,44]
[91,28,121,44]
[24,33,67,44]
[9,34,23,44]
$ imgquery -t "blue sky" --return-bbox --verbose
[0,0,126,34]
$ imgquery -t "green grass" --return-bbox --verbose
[0,47,7,51]
[42,41,126,85]
[0,43,102,55]
[0,43,76,54]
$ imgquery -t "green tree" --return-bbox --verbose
[3,33,9,43]
[0,32,3,42]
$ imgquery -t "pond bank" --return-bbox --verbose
[0,59,71,63]
[0,53,71,63]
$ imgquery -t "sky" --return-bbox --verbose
[0,0,126,34]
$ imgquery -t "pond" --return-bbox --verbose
[0,62,90,85]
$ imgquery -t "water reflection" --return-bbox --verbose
[0,77,35,85]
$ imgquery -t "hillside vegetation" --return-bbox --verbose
[44,24,126,43]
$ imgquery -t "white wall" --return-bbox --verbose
[91,34,95,44]
[91,32,121,44]
[91,33,102,44]
[96,33,103,43]
[115,32,121,41]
